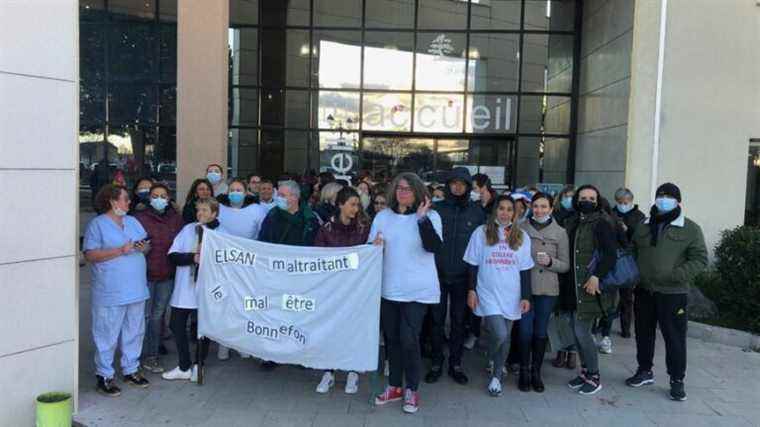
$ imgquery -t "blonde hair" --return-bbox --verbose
[485,195,524,250]
[320,182,344,205]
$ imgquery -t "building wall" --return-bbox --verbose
[0,0,79,425]
[572,0,635,198]
[626,0,760,252]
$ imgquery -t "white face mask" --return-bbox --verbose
[495,218,512,227]
[360,193,371,210]
[532,214,550,224]
[470,191,481,202]
[113,206,127,216]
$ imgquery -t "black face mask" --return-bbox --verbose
[577,200,597,214]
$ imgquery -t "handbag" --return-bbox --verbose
[588,248,639,292]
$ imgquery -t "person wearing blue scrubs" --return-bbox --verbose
[84,184,152,397]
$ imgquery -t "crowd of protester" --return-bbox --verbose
[83,165,708,413]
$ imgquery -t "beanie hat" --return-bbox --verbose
[655,182,681,202]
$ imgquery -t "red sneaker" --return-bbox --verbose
[375,386,403,405]
[402,389,419,414]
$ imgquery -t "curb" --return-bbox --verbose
[688,321,760,351]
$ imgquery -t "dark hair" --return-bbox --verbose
[485,195,523,249]
[185,178,214,205]
[259,179,273,186]
[228,177,247,191]
[132,177,154,195]
[206,163,223,174]
[387,173,429,212]
[572,184,601,212]
[472,173,492,189]
[336,187,370,226]
[95,184,128,214]
[531,191,554,207]
[149,183,170,196]
[318,171,335,185]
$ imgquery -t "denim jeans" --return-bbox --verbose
[519,295,558,341]
[143,279,174,359]
[569,312,598,373]
[381,299,427,391]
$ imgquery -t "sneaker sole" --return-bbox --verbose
[670,395,688,402]
[578,385,603,396]
[568,382,584,390]
[627,379,655,388]
[374,397,402,405]
[96,388,121,397]
[402,405,419,414]
[162,376,191,381]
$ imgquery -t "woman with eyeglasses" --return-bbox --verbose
[370,173,442,414]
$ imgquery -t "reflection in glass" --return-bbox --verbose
[229,129,259,180]
[362,92,412,132]
[159,85,176,124]
[109,23,156,82]
[524,0,576,32]
[229,28,259,86]
[470,0,521,30]
[313,31,361,89]
[413,94,465,133]
[261,88,284,126]
[415,33,467,91]
[418,0,468,29]
[229,0,258,26]
[316,91,360,129]
[109,0,155,21]
[285,30,309,87]
[466,95,517,133]
[160,23,177,83]
[108,84,157,124]
[363,32,414,90]
[314,0,362,27]
[365,0,414,28]
[319,131,359,179]
[468,33,520,92]
[285,90,310,128]
[284,130,311,173]
[231,88,258,126]
[522,34,574,93]
[519,95,572,135]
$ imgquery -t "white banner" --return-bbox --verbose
[196,229,383,372]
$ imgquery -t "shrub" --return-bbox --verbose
[705,226,760,334]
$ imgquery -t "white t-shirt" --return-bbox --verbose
[368,209,443,304]
[259,199,276,213]
[463,225,534,320]
[218,203,267,240]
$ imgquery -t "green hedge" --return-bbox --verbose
[694,226,760,334]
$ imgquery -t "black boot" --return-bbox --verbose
[518,368,531,392]
[531,337,547,393]
[518,338,532,392]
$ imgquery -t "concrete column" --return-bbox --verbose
[177,0,229,202]
[0,1,79,424]
[626,0,760,251]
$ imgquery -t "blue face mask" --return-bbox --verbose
[228,191,245,205]
[655,197,678,213]
[150,197,168,212]
[207,171,222,184]
[137,189,150,201]
[617,203,634,214]
[275,196,289,211]
[561,196,573,211]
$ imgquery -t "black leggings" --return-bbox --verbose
[170,307,209,371]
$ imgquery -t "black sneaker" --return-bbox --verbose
[424,365,443,383]
[568,370,587,390]
[670,379,687,401]
[96,375,121,397]
[626,370,655,388]
[578,373,602,396]
[448,366,469,385]
[123,372,150,388]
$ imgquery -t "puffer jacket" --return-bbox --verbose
[433,167,486,284]
[134,206,184,281]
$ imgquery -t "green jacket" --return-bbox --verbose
[564,211,619,321]
[633,213,708,294]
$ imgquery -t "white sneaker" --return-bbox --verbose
[599,336,613,354]
[162,366,191,381]
[316,371,334,393]
[345,372,359,394]
[190,364,199,383]
[463,334,477,350]
[239,352,252,359]
[217,345,230,361]
[488,376,503,397]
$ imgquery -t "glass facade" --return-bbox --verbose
[229,0,578,187]
[79,0,177,195]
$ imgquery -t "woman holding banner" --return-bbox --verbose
[162,198,227,382]
[313,187,372,394]
[369,173,442,414]
[464,195,534,397]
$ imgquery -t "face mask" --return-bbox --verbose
[617,203,634,214]
[137,189,150,201]
[275,196,289,211]
[432,196,444,203]
[207,171,222,184]
[532,214,550,224]
[495,218,512,227]
[470,191,481,202]
[655,197,678,213]
[112,205,127,217]
[150,197,168,212]
[360,193,371,209]
[577,200,596,214]
[228,191,245,205]
[561,196,573,211]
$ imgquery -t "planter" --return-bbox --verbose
[36,392,72,427]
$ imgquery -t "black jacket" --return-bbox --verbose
[433,168,486,284]
[613,205,646,245]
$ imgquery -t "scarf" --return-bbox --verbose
[648,205,681,247]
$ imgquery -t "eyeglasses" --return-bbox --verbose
[396,186,413,194]
[374,201,386,205]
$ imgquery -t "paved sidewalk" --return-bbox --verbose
[74,266,760,427]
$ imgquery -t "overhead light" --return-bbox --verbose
[300,44,309,57]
